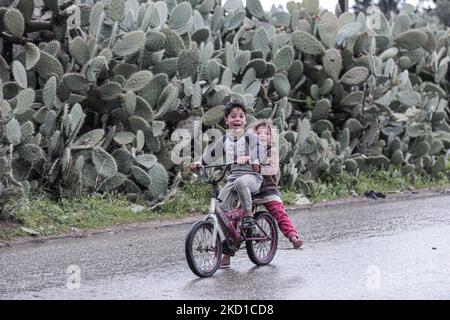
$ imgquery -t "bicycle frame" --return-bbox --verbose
[199,164,271,249]
[207,205,273,248]
[186,163,279,277]
[205,189,236,249]
[204,166,267,246]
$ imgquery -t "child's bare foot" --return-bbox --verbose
[220,254,231,268]
[289,236,304,249]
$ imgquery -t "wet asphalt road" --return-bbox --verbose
[0,194,449,300]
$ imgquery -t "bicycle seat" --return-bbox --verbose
[251,191,264,198]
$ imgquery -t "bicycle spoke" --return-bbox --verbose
[252,217,273,260]
[191,224,219,273]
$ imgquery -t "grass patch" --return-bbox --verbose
[1,168,449,241]
[0,222,28,241]
[307,167,450,203]
[156,183,212,217]
[0,182,213,241]
[11,195,159,237]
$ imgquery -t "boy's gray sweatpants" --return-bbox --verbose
[218,174,263,212]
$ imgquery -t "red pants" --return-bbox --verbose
[263,201,298,239]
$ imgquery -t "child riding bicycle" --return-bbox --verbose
[219,119,304,268]
[190,101,265,229]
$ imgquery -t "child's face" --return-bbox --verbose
[256,125,270,145]
[224,107,246,130]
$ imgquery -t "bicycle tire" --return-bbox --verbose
[185,220,222,277]
[245,211,278,266]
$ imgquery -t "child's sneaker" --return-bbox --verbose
[290,236,304,249]
[241,216,255,229]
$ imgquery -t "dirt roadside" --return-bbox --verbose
[1,187,449,249]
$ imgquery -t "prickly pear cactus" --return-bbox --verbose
[0,0,449,214]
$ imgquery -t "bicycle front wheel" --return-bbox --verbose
[185,220,222,277]
[246,211,278,266]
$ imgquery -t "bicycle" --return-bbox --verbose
[185,163,278,277]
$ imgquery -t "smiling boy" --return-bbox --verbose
[191,101,264,228]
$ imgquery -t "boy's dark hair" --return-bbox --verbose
[224,101,246,118]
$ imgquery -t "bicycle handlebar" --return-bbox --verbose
[202,163,236,169]
[196,162,271,185]
[198,163,233,184]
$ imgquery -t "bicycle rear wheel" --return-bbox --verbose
[245,211,278,266]
[185,220,222,277]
